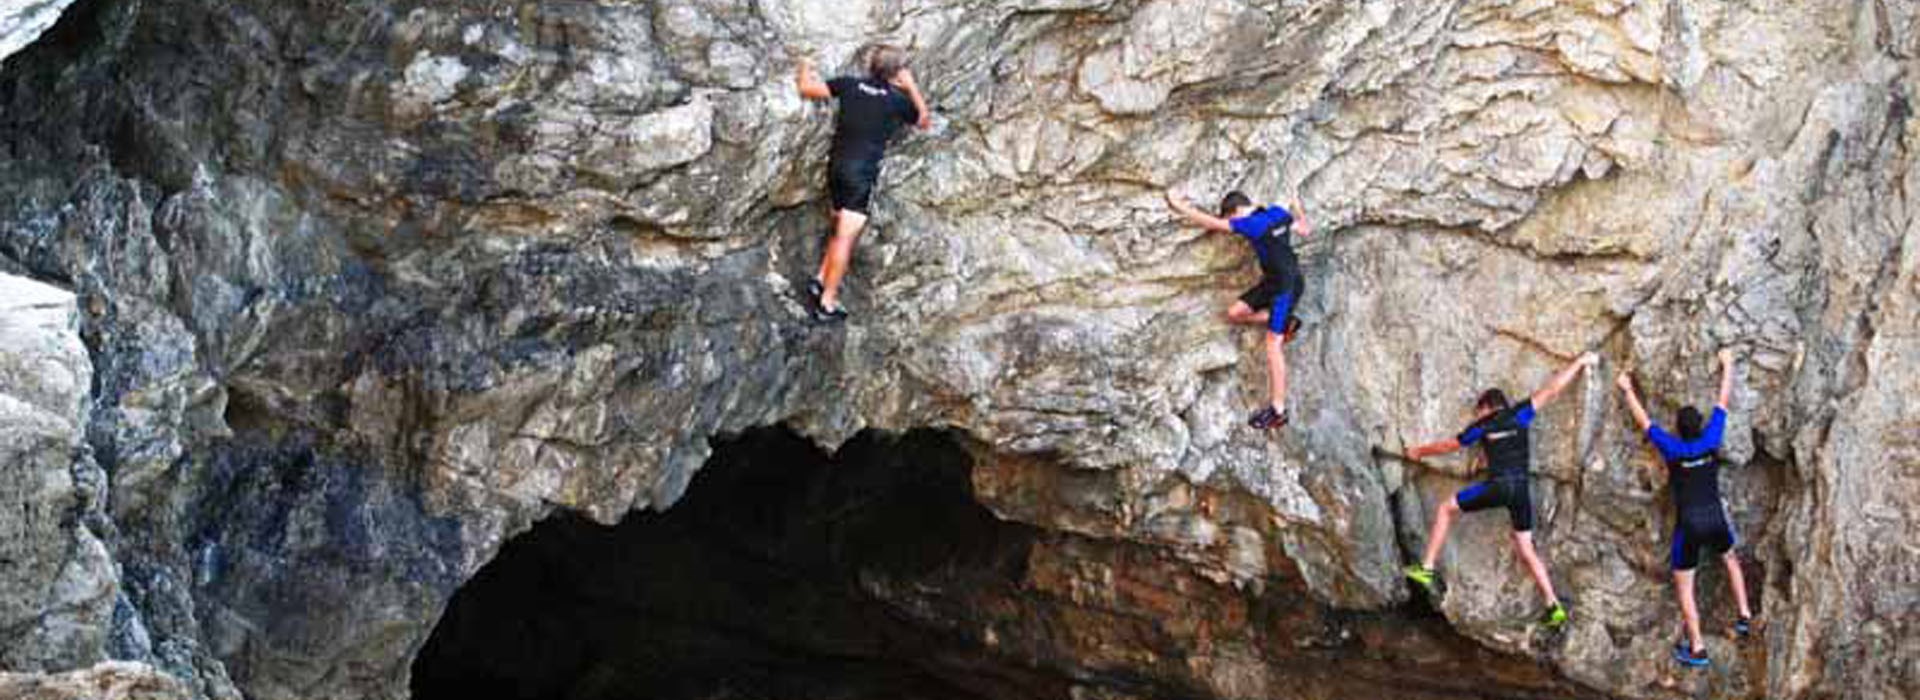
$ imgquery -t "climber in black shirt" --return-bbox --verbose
[1402,352,1597,629]
[794,44,931,322]
[1616,349,1754,668]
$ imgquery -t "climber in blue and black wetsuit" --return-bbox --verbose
[1165,189,1312,431]
[1616,349,1755,669]
[794,44,932,322]
[1402,352,1598,630]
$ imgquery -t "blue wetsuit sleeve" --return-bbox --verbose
[827,77,855,98]
[1514,401,1536,427]
[1229,214,1259,238]
[1702,407,1728,450]
[1458,425,1485,446]
[1647,425,1683,461]
[1230,208,1292,239]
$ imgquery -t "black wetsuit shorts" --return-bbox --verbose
[1456,476,1535,532]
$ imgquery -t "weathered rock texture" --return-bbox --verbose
[0,274,115,672]
[0,662,190,700]
[0,0,1914,699]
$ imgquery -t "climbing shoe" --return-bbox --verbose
[806,278,825,304]
[1539,602,1570,630]
[1282,315,1303,343]
[811,303,848,324]
[1735,616,1754,638]
[1247,405,1289,430]
[1404,564,1440,597]
[1672,642,1710,668]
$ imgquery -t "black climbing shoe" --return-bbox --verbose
[1247,405,1289,430]
[1672,642,1710,668]
[811,303,849,324]
[1282,315,1303,343]
[1735,616,1754,638]
[806,278,825,304]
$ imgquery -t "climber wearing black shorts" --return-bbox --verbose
[1617,349,1755,668]
[794,45,931,322]
[1236,272,1301,339]
[1402,352,1597,629]
[1451,401,1538,532]
[1165,191,1313,431]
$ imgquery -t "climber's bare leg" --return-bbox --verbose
[1723,551,1754,620]
[815,209,840,283]
[1512,531,1560,606]
[1674,569,1704,655]
[1421,498,1462,570]
[1264,330,1287,413]
[818,209,868,311]
[1225,301,1269,327]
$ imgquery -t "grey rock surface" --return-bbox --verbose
[0,662,191,700]
[0,274,115,672]
[0,1,1913,699]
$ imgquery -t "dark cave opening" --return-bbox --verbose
[409,427,1062,700]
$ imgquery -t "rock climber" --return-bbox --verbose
[1401,352,1599,630]
[1164,189,1312,430]
[1615,349,1755,668]
[793,44,932,322]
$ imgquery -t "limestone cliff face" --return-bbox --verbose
[0,274,113,671]
[0,1,1914,699]
[0,0,77,63]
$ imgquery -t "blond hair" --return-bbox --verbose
[864,44,909,82]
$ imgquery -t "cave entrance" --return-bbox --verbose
[409,427,1061,700]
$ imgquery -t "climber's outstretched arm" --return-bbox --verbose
[1376,444,1472,477]
[1165,190,1234,234]
[1531,352,1599,409]
[1406,437,1463,461]
[796,59,832,101]
[1289,197,1313,239]
[891,67,933,131]
[1615,372,1654,433]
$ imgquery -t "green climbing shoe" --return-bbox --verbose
[1540,602,1570,630]
[1404,564,1439,596]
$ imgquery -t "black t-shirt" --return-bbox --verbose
[826,77,921,169]
[1458,400,1537,479]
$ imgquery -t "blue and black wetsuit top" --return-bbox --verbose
[1648,407,1728,523]
[1459,400,1537,481]
[1229,206,1301,288]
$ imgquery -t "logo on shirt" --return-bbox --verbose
[1680,456,1713,470]
[857,83,889,97]
[1487,430,1518,441]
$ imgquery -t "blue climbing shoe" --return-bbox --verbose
[1672,642,1710,668]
